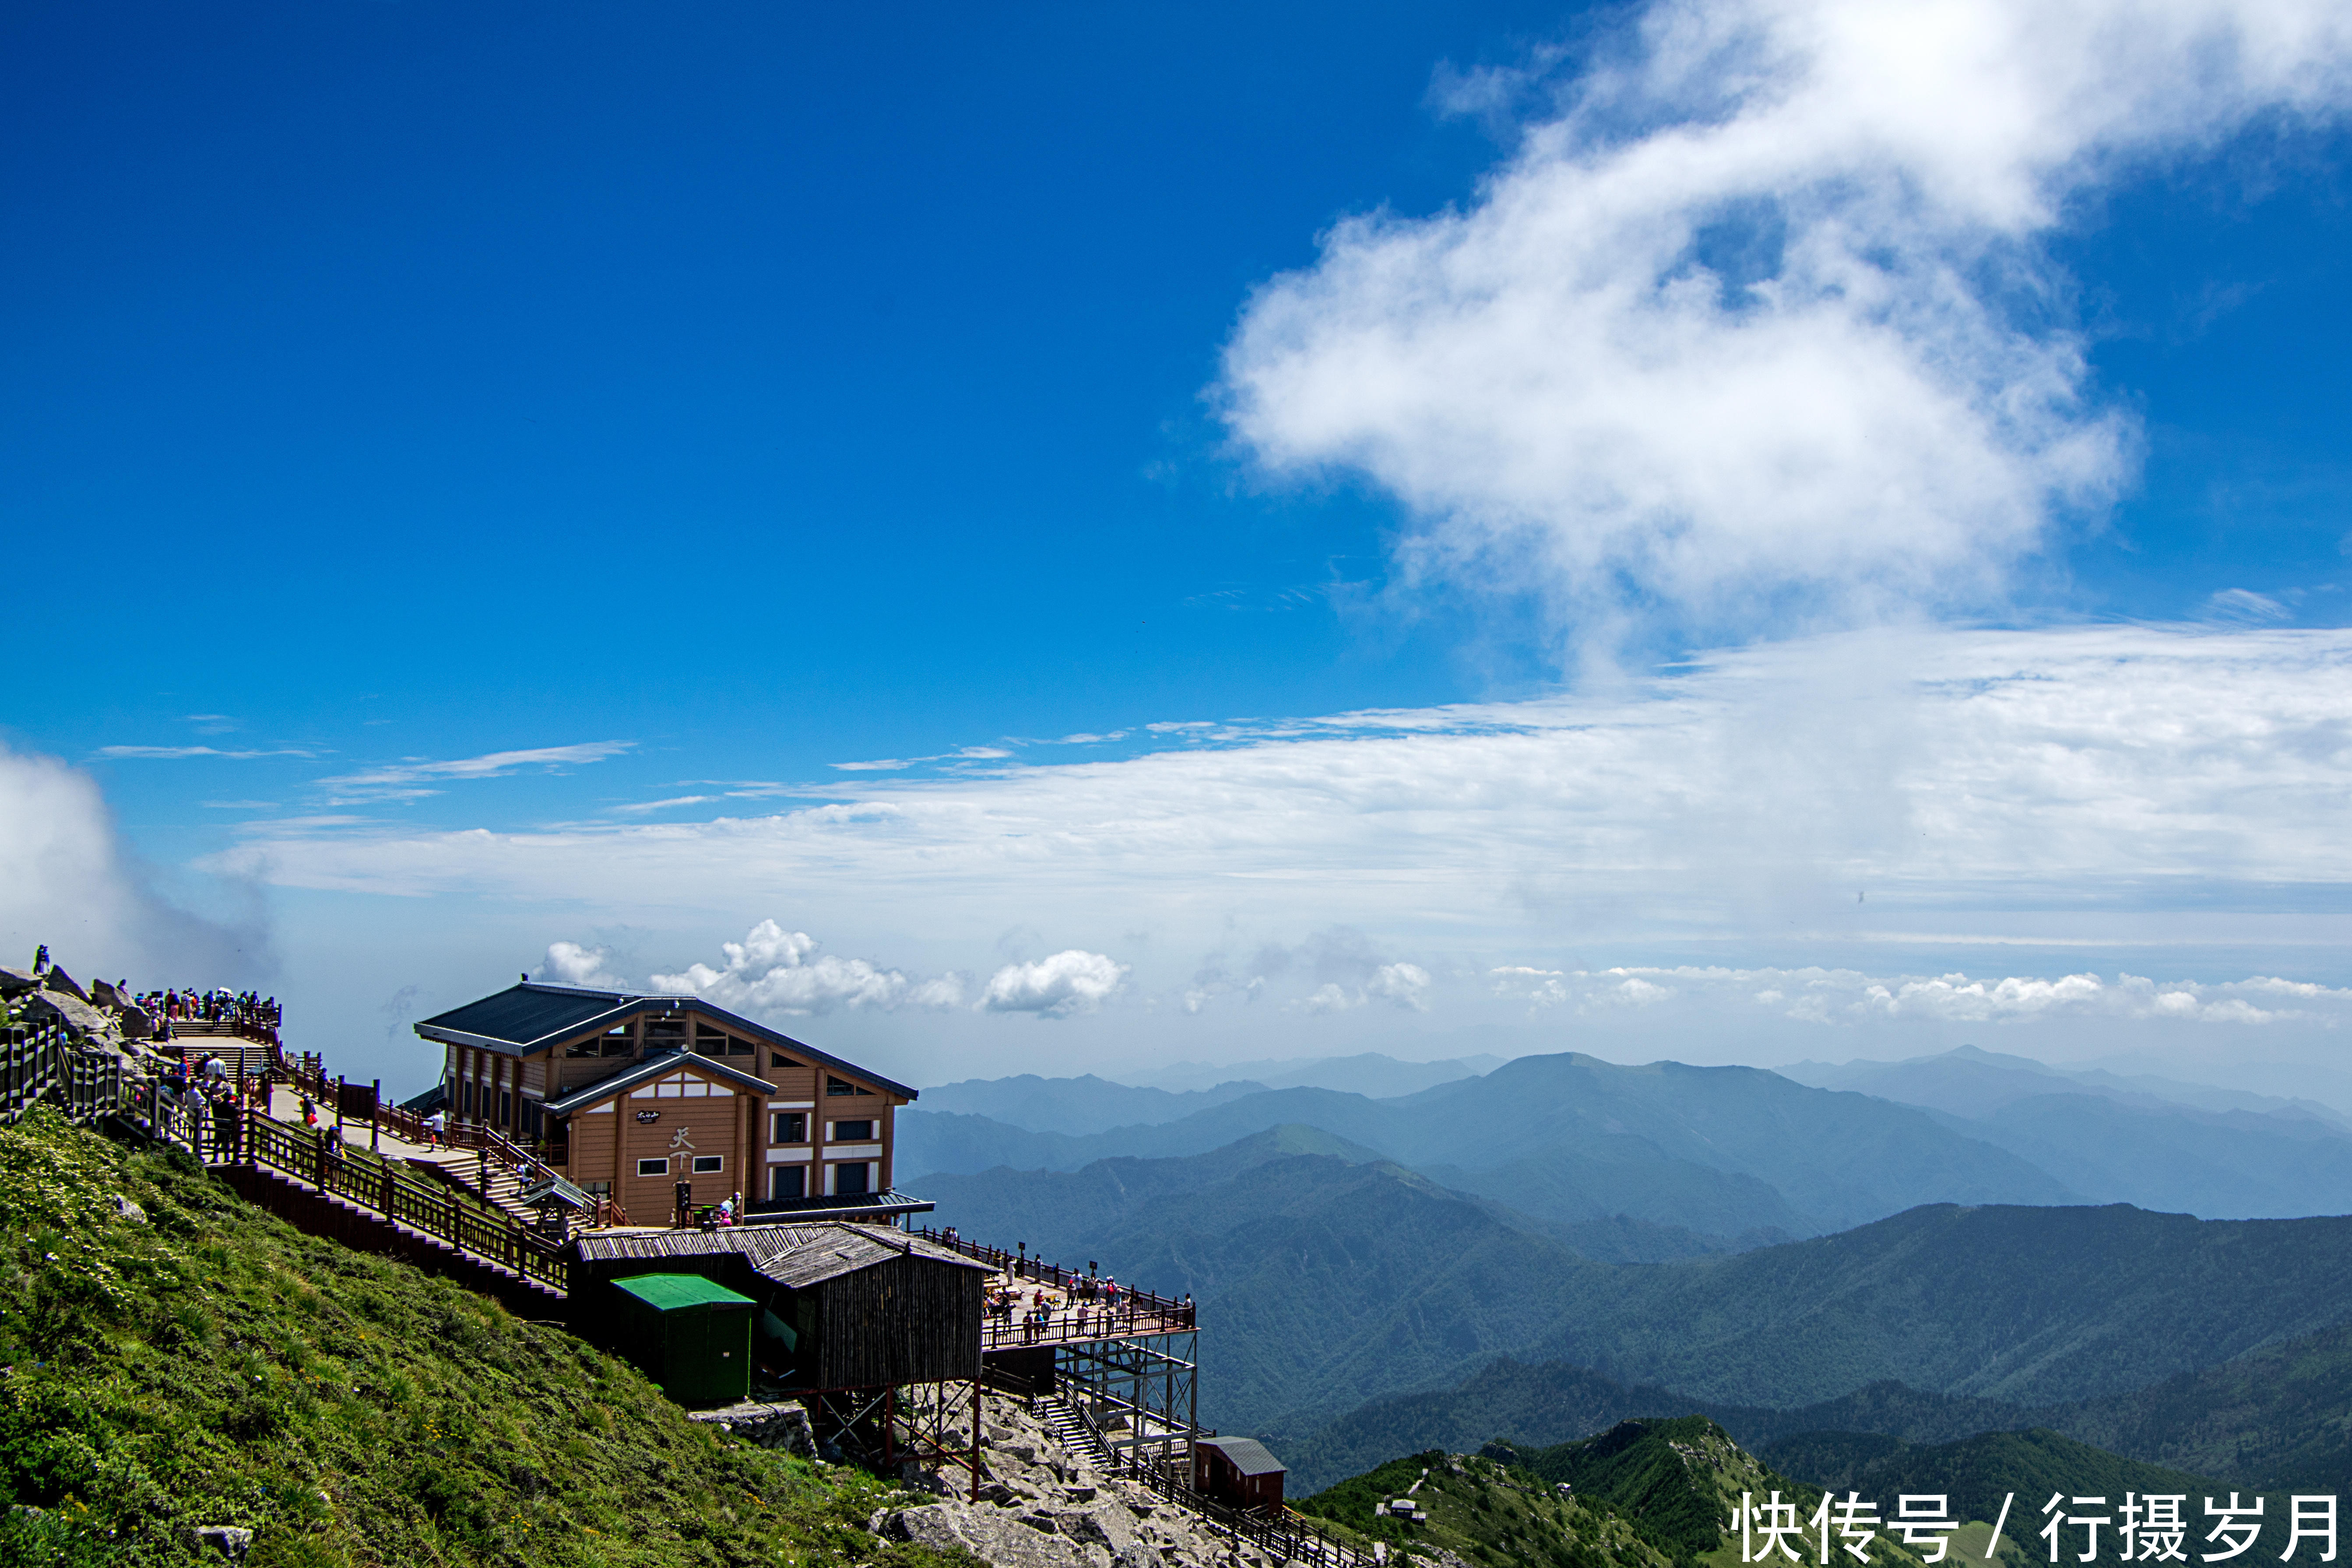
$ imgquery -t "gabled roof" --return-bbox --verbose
[1199,1437,1286,1476]
[572,1222,991,1289]
[541,1049,775,1116]
[414,981,918,1099]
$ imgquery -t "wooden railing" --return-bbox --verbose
[2,1022,119,1125]
[1049,1402,1375,1568]
[235,1111,570,1294]
[910,1226,1196,1348]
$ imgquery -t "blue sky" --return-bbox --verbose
[6,0,2352,1100]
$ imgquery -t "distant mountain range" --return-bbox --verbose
[913,1045,2352,1508]
[919,1129,2352,1456]
[1774,1044,2352,1219]
[909,1045,2352,1229]
[906,1051,2077,1238]
[1287,1315,2352,1499]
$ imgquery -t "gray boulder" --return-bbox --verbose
[42,966,91,1003]
[883,1501,1096,1568]
[686,1399,816,1458]
[0,967,38,998]
[21,990,115,1037]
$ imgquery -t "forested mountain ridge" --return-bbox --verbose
[1292,1316,2352,1501]
[925,1133,2352,1449]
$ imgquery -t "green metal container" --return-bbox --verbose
[609,1273,755,1405]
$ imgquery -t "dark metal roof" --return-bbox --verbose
[1199,1437,1286,1476]
[413,981,918,1099]
[571,1222,991,1289]
[540,1049,775,1116]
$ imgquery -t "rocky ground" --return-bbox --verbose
[868,1394,1309,1568]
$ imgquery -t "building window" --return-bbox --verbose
[645,1017,687,1047]
[461,1081,475,1115]
[564,1033,600,1058]
[692,1154,723,1174]
[772,1051,798,1073]
[826,1075,873,1097]
[835,1162,871,1196]
[584,1180,612,1196]
[636,1157,669,1177]
[600,1026,634,1058]
[771,1111,807,1143]
[829,1119,875,1142]
[695,1025,756,1059]
[499,1090,513,1126]
[770,1166,806,1201]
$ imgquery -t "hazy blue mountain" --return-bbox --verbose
[896,1110,1089,1181]
[919,1124,1772,1266]
[1526,1202,2352,1409]
[1421,1136,1807,1239]
[925,1129,2352,1455]
[1780,1044,2347,1127]
[1122,1051,1504,1095]
[1924,1092,2352,1220]
[895,1085,1406,1181]
[914,1072,1271,1135]
[1775,1046,2352,1217]
[907,1051,2079,1236]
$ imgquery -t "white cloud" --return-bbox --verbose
[96,745,312,760]
[979,951,1129,1017]
[1487,963,2351,1028]
[0,742,263,983]
[635,919,967,1017]
[209,626,2352,926]
[2206,588,2293,624]
[1220,0,2352,635]
[318,741,632,804]
[1289,960,1434,1013]
[538,940,628,990]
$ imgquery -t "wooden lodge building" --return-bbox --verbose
[570,1223,992,1396]
[415,981,927,1221]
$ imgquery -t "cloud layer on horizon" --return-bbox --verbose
[207,626,2352,947]
[536,921,1126,1023]
[1221,0,2351,636]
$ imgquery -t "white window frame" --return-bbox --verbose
[691,1154,724,1174]
[636,1157,669,1177]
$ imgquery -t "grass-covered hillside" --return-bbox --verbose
[1296,1448,1674,1568]
[1298,1421,2026,1568]
[0,1107,976,1568]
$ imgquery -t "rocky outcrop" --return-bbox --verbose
[869,1396,1297,1568]
[21,989,115,1038]
[688,1399,817,1458]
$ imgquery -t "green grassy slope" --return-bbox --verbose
[0,1107,974,1568]
[1298,1421,2018,1568]
[1296,1448,1673,1568]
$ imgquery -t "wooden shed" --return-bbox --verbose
[1195,1436,1286,1515]
[609,1273,755,1406]
[570,1222,990,1393]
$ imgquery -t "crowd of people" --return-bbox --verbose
[137,988,280,1039]
[988,1269,1185,1343]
